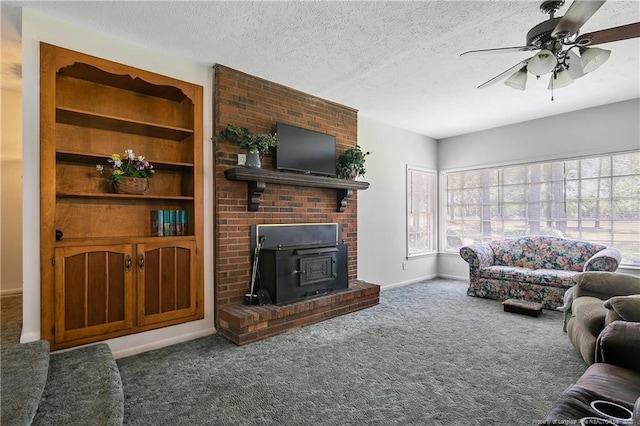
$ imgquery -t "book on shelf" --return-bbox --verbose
[150,210,164,236]
[163,210,176,236]
[152,210,188,237]
[176,210,187,236]
[183,210,189,235]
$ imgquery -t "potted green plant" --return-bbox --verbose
[336,145,371,179]
[218,123,278,169]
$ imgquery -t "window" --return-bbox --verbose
[444,151,640,266]
[407,166,437,257]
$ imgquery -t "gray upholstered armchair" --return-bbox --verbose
[568,271,640,364]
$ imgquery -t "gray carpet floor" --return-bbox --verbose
[117,279,587,425]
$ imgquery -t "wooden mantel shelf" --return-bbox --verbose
[224,167,370,212]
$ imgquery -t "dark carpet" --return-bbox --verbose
[117,279,586,425]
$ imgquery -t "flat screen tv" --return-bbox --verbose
[275,122,336,177]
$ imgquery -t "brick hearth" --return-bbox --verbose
[218,280,380,345]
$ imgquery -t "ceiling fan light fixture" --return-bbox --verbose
[527,49,558,75]
[580,47,611,73]
[547,67,574,90]
[504,67,528,90]
[565,50,585,80]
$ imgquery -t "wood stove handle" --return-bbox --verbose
[291,269,306,275]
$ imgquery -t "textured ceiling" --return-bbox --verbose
[3,1,640,139]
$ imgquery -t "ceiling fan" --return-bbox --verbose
[461,0,640,95]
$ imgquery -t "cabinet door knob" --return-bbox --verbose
[125,254,132,272]
[138,253,145,271]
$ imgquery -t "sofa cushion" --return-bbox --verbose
[479,266,577,288]
[479,265,533,281]
[527,269,579,287]
[488,236,606,272]
[489,238,538,269]
[536,237,605,272]
[604,295,640,322]
[596,322,640,372]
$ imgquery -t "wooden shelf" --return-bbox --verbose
[56,191,194,201]
[54,235,196,248]
[224,167,369,212]
[56,150,194,171]
[56,107,194,141]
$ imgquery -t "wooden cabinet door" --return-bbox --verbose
[136,240,197,326]
[54,245,134,343]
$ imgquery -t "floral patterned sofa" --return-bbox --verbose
[459,236,621,309]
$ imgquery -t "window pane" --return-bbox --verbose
[407,167,436,256]
[444,151,640,266]
[580,157,611,178]
[613,152,640,175]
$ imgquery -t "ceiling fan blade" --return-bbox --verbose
[477,60,529,88]
[461,46,538,56]
[551,0,606,39]
[576,22,640,45]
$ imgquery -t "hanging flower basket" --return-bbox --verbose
[112,176,149,195]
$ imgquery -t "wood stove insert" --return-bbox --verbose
[252,223,348,305]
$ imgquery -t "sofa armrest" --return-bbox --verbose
[595,321,640,372]
[573,271,640,301]
[459,244,494,268]
[584,248,622,272]
[604,295,640,322]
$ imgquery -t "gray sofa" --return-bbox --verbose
[567,271,640,365]
[545,321,640,424]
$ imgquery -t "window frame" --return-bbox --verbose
[441,151,640,267]
[406,165,438,258]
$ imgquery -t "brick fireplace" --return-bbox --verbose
[213,65,379,344]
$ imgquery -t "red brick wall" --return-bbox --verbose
[213,65,359,325]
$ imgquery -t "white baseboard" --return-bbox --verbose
[20,331,41,344]
[1,288,22,297]
[436,273,468,281]
[109,328,218,359]
[379,274,438,291]
[379,274,468,291]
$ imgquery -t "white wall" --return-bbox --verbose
[437,99,640,279]
[1,89,23,295]
[357,116,439,288]
[21,10,215,357]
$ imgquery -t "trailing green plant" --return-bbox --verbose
[217,123,278,154]
[336,145,371,179]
